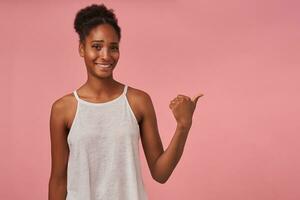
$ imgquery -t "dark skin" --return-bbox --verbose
[48,23,203,199]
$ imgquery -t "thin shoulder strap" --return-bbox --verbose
[73,90,80,101]
[123,85,128,95]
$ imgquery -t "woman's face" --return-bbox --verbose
[79,23,120,79]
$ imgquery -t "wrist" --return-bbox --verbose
[176,121,192,131]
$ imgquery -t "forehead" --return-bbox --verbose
[86,24,119,44]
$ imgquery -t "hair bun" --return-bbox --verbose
[74,4,121,42]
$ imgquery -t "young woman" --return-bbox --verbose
[48,4,203,200]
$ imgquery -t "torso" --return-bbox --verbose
[62,85,143,134]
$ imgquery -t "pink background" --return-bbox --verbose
[1,0,300,199]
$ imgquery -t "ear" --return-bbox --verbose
[79,41,85,57]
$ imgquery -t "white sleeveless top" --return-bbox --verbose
[66,85,148,200]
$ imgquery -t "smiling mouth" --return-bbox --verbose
[95,63,113,68]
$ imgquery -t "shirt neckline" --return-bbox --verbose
[73,85,127,106]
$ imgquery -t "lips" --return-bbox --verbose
[95,63,113,68]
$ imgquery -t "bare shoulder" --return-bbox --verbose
[51,93,74,113]
[126,86,154,123]
[127,86,154,108]
[51,92,77,129]
[127,86,151,100]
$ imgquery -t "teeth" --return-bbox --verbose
[96,64,111,68]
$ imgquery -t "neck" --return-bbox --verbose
[83,75,120,96]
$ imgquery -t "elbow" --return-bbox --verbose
[152,173,169,184]
[157,178,168,184]
[150,161,170,184]
[154,176,168,184]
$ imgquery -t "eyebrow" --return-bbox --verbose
[91,40,118,44]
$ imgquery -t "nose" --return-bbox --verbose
[99,47,110,59]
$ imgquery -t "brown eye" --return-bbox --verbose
[92,44,101,50]
[111,46,119,51]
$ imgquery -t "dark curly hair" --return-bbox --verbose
[74,4,121,43]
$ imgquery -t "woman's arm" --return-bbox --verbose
[48,98,70,200]
[139,91,203,184]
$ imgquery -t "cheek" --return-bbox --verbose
[112,52,120,61]
[85,51,97,61]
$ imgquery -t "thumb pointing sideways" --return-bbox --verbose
[192,93,204,107]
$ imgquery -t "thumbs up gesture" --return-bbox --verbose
[169,93,204,129]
